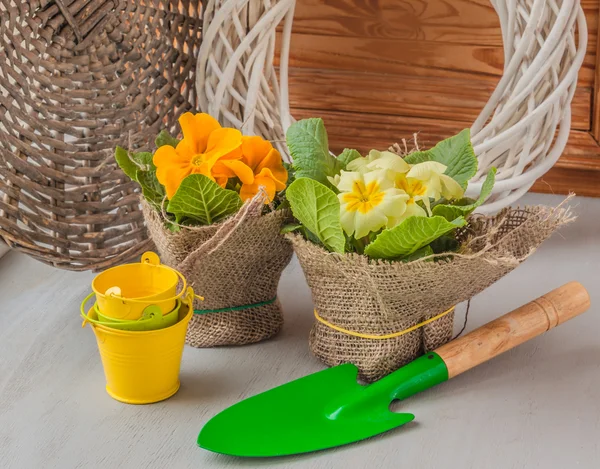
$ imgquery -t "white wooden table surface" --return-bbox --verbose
[1,193,599,469]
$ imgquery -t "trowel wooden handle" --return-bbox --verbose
[435,282,590,379]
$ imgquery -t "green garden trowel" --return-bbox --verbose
[198,282,589,457]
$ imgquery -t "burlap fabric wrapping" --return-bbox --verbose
[289,203,573,382]
[143,194,292,347]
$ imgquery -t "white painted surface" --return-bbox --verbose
[0,193,599,469]
[0,242,8,259]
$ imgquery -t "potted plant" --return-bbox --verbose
[115,113,293,347]
[285,118,572,382]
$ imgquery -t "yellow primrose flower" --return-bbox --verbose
[326,173,341,187]
[345,150,379,173]
[336,170,409,238]
[366,150,411,174]
[406,161,464,203]
[387,174,429,226]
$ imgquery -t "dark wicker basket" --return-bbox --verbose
[0,0,202,270]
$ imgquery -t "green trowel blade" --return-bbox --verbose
[198,353,448,457]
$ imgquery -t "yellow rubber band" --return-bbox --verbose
[313,306,455,340]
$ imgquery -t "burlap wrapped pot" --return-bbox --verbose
[143,194,292,347]
[289,203,573,382]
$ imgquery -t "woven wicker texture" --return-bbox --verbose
[196,0,295,160]
[197,0,587,210]
[289,203,573,382]
[0,0,202,270]
[467,0,588,212]
[143,195,293,347]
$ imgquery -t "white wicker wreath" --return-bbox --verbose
[196,0,587,212]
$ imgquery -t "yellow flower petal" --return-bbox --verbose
[339,207,358,237]
[336,170,360,192]
[327,174,341,187]
[353,210,388,239]
[388,200,427,228]
[347,155,374,173]
[406,161,447,180]
[368,151,410,174]
[439,174,465,200]
[364,169,394,190]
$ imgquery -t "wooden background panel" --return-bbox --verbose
[287,69,592,130]
[531,166,600,196]
[291,0,597,48]
[281,33,596,87]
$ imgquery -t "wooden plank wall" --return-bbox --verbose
[282,0,600,196]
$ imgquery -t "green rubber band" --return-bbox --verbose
[194,296,278,315]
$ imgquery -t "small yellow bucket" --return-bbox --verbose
[92,251,186,321]
[83,287,194,404]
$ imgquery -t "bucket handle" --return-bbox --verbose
[81,292,96,327]
[183,286,196,310]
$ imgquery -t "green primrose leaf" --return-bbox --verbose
[364,216,466,260]
[115,147,164,207]
[404,129,477,188]
[401,245,434,262]
[432,168,496,221]
[115,146,139,181]
[115,147,154,178]
[132,152,154,168]
[155,130,180,148]
[137,169,165,208]
[286,118,342,188]
[286,177,345,253]
[450,197,477,206]
[166,221,181,233]
[167,174,242,225]
[280,223,303,234]
[337,148,362,169]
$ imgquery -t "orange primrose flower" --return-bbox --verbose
[238,136,288,202]
[153,113,254,198]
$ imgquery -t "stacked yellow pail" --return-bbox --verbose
[81,252,198,404]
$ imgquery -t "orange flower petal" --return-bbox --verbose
[214,160,255,185]
[153,144,190,168]
[256,167,287,191]
[215,176,228,188]
[240,176,276,203]
[255,148,288,185]
[241,135,274,169]
[157,163,192,199]
[206,128,243,158]
[178,112,221,154]
[174,138,196,162]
